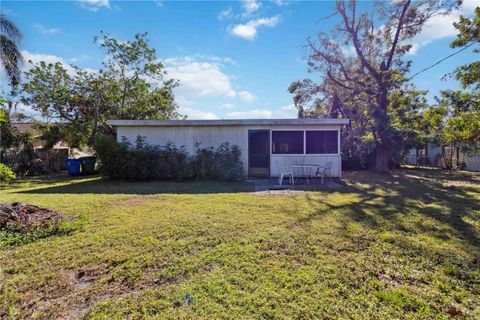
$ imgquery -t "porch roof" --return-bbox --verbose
[109,118,349,127]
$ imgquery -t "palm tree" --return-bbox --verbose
[0,14,23,86]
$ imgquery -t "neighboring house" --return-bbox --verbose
[406,143,480,172]
[405,143,441,166]
[13,122,69,151]
[12,122,93,157]
[10,123,94,173]
[109,119,349,177]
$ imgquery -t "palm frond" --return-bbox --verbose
[0,34,23,83]
[0,14,23,44]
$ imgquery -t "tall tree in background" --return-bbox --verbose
[0,14,23,87]
[290,0,457,171]
[424,7,480,169]
[1,14,24,117]
[22,32,180,148]
[450,6,480,91]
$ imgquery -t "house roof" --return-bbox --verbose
[12,122,43,139]
[108,119,349,127]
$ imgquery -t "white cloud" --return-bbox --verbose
[225,104,297,120]
[218,7,233,20]
[221,103,236,109]
[76,0,110,12]
[271,0,287,6]
[179,106,219,120]
[13,51,97,79]
[238,90,255,103]
[153,0,163,7]
[164,56,237,98]
[274,104,297,118]
[68,54,91,63]
[174,96,219,120]
[242,0,261,15]
[408,1,477,54]
[227,109,273,119]
[21,50,76,75]
[229,15,281,40]
[341,45,356,57]
[33,23,60,35]
[12,102,40,117]
[162,56,260,119]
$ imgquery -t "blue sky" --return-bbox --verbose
[1,0,478,119]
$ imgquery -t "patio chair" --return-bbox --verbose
[276,160,294,186]
[315,161,333,185]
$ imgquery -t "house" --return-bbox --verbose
[12,122,94,157]
[10,123,94,173]
[109,119,349,177]
[13,122,69,151]
[406,143,480,172]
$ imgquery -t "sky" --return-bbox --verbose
[1,0,478,120]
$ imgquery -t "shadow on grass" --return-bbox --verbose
[298,168,480,247]
[11,175,255,195]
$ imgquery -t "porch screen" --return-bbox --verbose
[306,130,338,154]
[272,131,304,154]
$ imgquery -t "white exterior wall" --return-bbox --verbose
[464,154,480,172]
[115,124,343,177]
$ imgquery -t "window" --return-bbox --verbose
[272,131,304,154]
[306,130,338,154]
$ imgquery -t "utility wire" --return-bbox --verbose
[408,42,477,80]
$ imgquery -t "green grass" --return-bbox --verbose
[0,168,479,319]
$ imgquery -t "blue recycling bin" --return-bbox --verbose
[65,158,82,176]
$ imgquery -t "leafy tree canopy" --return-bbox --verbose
[422,6,480,167]
[21,32,180,149]
[290,0,457,171]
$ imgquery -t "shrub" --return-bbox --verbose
[94,135,243,181]
[192,142,243,181]
[0,163,16,182]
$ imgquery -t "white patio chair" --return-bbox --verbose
[315,161,333,185]
[276,160,294,186]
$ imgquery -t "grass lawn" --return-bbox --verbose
[1,168,479,319]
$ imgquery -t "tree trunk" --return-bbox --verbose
[374,88,391,172]
[375,143,390,172]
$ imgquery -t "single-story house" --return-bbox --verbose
[13,122,69,151]
[109,119,349,177]
[12,122,93,157]
[406,143,480,172]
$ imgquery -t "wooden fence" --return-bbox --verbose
[3,148,69,175]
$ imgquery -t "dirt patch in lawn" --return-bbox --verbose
[26,266,113,319]
[122,195,159,204]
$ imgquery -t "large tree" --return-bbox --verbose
[292,0,457,171]
[22,32,180,148]
[423,6,480,169]
[450,6,480,91]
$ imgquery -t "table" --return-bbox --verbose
[290,164,326,185]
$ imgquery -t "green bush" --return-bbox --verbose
[193,142,243,180]
[94,135,244,181]
[0,163,16,182]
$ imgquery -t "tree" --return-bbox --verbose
[0,97,31,162]
[0,14,23,87]
[423,7,480,169]
[292,0,456,171]
[289,77,428,169]
[450,7,480,91]
[22,32,180,148]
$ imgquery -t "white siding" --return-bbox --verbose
[464,154,480,172]
[116,124,343,177]
[116,125,249,174]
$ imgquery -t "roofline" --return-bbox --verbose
[108,118,350,127]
